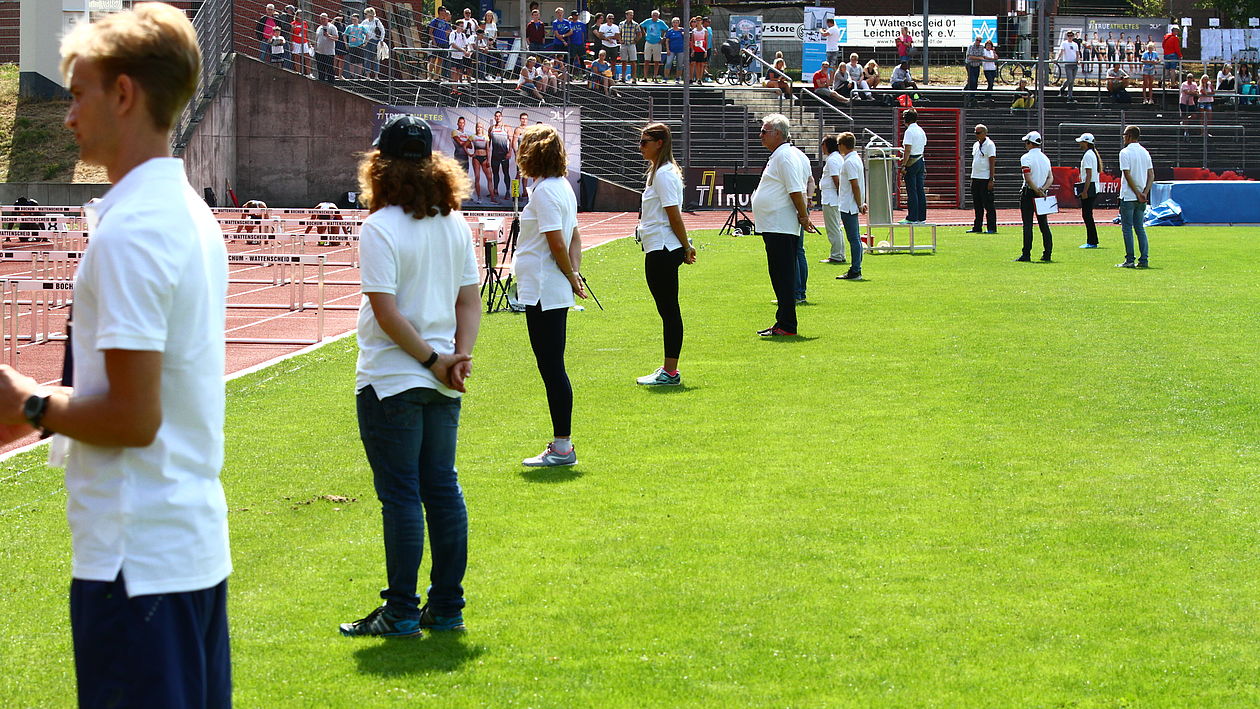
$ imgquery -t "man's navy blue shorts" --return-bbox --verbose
[70,572,231,709]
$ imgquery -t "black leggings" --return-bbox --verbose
[644,247,685,360]
[1080,185,1099,245]
[525,304,572,437]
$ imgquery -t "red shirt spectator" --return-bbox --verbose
[526,18,546,46]
[1162,29,1181,57]
[812,66,831,89]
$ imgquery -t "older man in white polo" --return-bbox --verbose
[751,113,816,337]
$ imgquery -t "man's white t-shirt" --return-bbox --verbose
[599,22,619,48]
[822,25,840,52]
[639,163,685,252]
[839,150,866,214]
[971,138,996,179]
[1080,149,1103,189]
[516,177,579,310]
[69,158,230,598]
[752,142,809,235]
[819,150,843,207]
[903,123,927,157]
[1118,142,1154,200]
[1020,147,1052,189]
[1060,39,1080,62]
[357,206,479,399]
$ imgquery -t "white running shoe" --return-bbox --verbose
[636,368,681,386]
[522,443,577,467]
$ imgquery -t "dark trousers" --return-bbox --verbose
[357,385,467,619]
[316,52,334,82]
[71,572,231,709]
[644,247,685,359]
[1080,184,1099,245]
[1020,188,1053,259]
[762,232,799,333]
[904,158,927,222]
[525,304,572,437]
[971,178,996,231]
[491,152,511,194]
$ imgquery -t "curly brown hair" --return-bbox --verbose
[357,150,471,217]
[516,124,568,179]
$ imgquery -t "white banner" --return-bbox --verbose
[762,22,805,40]
[833,16,998,48]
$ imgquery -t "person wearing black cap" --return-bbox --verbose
[1016,130,1054,262]
[340,115,481,638]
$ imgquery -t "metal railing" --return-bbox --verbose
[172,0,233,153]
[1055,121,1248,171]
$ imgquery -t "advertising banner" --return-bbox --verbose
[372,106,582,209]
[730,14,764,61]
[829,16,998,48]
[686,167,758,210]
[802,7,834,75]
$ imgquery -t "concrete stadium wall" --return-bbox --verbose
[182,57,238,206]
[0,182,108,205]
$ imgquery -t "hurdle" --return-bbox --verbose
[861,223,938,254]
[0,279,73,367]
[225,253,328,345]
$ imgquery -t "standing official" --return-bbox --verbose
[1015,131,1054,262]
[818,135,846,265]
[751,114,816,337]
[0,5,232,706]
[968,124,997,234]
[1076,133,1103,248]
[835,132,867,281]
[899,109,928,224]
[1117,125,1154,268]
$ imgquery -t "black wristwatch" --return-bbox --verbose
[23,393,50,430]
[421,351,440,369]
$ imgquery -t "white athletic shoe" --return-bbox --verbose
[636,368,681,386]
[522,443,577,467]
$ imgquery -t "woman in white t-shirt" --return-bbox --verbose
[635,123,696,386]
[340,115,480,638]
[1075,132,1103,248]
[515,124,587,467]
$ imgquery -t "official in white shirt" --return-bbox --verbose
[1057,30,1080,101]
[1117,124,1155,267]
[635,123,696,386]
[750,113,817,337]
[834,132,868,281]
[899,109,928,224]
[818,135,847,264]
[340,115,481,640]
[1076,132,1104,248]
[0,6,232,705]
[1016,130,1055,262]
[514,124,587,466]
[968,124,998,233]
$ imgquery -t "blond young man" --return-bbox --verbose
[0,4,232,706]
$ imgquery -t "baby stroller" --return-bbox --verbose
[716,39,754,85]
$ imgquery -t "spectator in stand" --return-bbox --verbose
[362,8,385,79]
[834,132,867,281]
[333,14,347,79]
[1056,30,1079,102]
[896,26,913,65]
[428,7,451,81]
[689,17,709,84]
[818,134,846,265]
[1199,74,1215,129]
[566,11,585,71]
[483,11,500,79]
[587,12,604,47]
[964,37,983,106]
[1179,72,1199,126]
[982,40,998,93]
[665,18,686,84]
[1015,130,1053,263]
[314,13,338,83]
[541,58,563,93]
[450,23,473,84]
[257,3,280,62]
[829,64,855,104]
[291,7,310,77]
[475,28,492,80]
[764,57,792,99]
[822,18,842,68]
[890,60,917,90]
[590,49,620,96]
[618,10,641,84]
[812,61,847,105]
[526,8,546,53]
[598,13,619,74]
[1140,42,1160,104]
[703,17,714,78]
[899,108,927,224]
[1238,62,1254,104]
[1217,64,1236,92]
[551,7,572,54]
[751,113,816,336]
[642,10,667,82]
[269,30,287,66]
[458,7,478,33]
[967,124,997,234]
[846,53,871,100]
[279,4,296,70]
[1107,63,1131,102]
[1163,25,1182,86]
[344,13,367,79]
[1117,125,1154,268]
[518,55,544,100]
[1011,76,1034,109]
[1075,132,1102,249]
[863,60,881,90]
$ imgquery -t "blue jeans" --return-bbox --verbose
[840,210,862,274]
[794,230,808,300]
[259,40,270,62]
[904,158,927,222]
[1119,200,1149,265]
[357,385,468,619]
[364,39,380,75]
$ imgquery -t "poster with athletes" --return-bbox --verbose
[730,15,764,65]
[371,105,582,209]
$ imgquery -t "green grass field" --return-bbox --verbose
[2,225,1259,707]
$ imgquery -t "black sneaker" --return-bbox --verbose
[1013,255,1032,262]
[965,228,983,233]
[339,605,422,638]
[836,271,862,280]
[419,603,467,631]
[985,229,999,234]
[1116,261,1136,268]
[1136,261,1149,268]
[1039,255,1052,262]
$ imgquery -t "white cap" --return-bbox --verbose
[1022,131,1042,144]
[1075,132,1095,143]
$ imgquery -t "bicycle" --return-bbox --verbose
[998,60,1062,86]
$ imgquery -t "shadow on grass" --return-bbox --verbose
[760,335,820,343]
[519,466,584,483]
[353,631,486,676]
[643,384,694,394]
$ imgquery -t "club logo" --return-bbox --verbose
[835,18,848,44]
[972,19,997,43]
